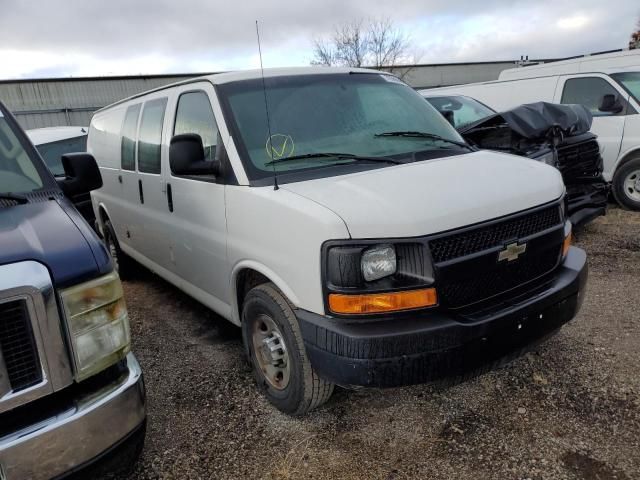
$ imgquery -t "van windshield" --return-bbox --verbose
[0,107,45,194]
[611,72,640,103]
[217,73,468,182]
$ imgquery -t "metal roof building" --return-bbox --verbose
[0,59,555,129]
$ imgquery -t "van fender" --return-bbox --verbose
[230,260,301,325]
[94,201,112,237]
[614,145,640,174]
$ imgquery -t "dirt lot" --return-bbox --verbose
[124,207,640,480]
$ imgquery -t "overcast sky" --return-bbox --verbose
[0,0,638,79]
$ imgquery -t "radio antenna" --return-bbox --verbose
[256,20,278,190]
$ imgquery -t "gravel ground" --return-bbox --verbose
[123,207,640,480]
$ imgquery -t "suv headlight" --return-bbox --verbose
[61,271,131,381]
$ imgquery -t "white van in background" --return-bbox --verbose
[421,50,640,210]
[88,67,586,415]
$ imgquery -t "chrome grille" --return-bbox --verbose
[0,300,42,391]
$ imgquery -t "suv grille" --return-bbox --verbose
[557,138,602,181]
[438,247,560,308]
[0,300,42,391]
[429,205,560,263]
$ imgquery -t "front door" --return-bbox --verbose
[162,84,230,313]
[556,74,631,181]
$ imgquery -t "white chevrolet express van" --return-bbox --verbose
[420,50,640,210]
[89,67,587,415]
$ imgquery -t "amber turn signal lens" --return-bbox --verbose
[562,231,572,258]
[328,288,437,315]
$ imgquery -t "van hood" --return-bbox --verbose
[0,197,111,287]
[281,151,565,238]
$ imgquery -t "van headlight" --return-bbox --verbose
[61,271,131,381]
[361,244,397,281]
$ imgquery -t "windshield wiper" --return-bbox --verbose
[374,131,475,151]
[265,152,403,166]
[0,193,28,204]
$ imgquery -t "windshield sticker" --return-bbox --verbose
[380,74,404,85]
[266,134,295,160]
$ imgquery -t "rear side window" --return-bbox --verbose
[138,98,168,174]
[121,104,141,170]
[561,77,624,116]
[173,91,219,161]
[37,135,87,176]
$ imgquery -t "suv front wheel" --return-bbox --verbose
[242,283,334,415]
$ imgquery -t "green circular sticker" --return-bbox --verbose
[266,134,295,160]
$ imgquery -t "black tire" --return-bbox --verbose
[612,156,640,211]
[241,283,334,415]
[103,220,135,280]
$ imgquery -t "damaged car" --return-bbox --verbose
[423,95,609,226]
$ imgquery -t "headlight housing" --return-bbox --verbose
[61,271,131,381]
[536,150,557,167]
[324,241,437,315]
[562,220,572,259]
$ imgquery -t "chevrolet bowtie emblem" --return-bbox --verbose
[498,242,527,262]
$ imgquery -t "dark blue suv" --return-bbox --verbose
[0,101,145,479]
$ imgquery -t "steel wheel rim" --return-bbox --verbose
[251,314,290,390]
[623,169,640,202]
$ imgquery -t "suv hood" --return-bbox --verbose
[0,197,111,287]
[282,151,565,238]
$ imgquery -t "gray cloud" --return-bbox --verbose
[0,0,638,78]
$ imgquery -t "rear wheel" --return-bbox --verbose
[103,220,135,280]
[242,283,334,415]
[612,156,640,211]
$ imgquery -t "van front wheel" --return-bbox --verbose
[242,283,334,415]
[612,156,640,211]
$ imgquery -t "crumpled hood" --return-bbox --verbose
[0,199,109,287]
[282,151,565,238]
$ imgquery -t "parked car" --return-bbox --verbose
[423,94,608,226]
[420,49,640,210]
[0,101,145,479]
[26,126,94,224]
[89,67,587,415]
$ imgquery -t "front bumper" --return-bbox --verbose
[0,353,145,480]
[566,183,609,227]
[298,247,588,388]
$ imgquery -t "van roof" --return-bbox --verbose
[26,126,88,145]
[499,49,640,80]
[94,66,382,114]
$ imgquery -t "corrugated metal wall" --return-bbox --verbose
[0,61,529,129]
[0,74,200,129]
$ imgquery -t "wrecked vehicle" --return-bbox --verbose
[424,95,609,226]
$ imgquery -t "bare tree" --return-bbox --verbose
[311,18,416,70]
[630,17,640,50]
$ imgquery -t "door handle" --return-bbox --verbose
[138,179,144,204]
[167,183,174,212]
[118,175,122,184]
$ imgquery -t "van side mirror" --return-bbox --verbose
[170,133,220,176]
[598,94,623,114]
[58,153,103,196]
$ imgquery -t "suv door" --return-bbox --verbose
[163,84,230,311]
[556,74,635,181]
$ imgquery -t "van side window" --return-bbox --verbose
[561,77,625,116]
[138,98,168,174]
[121,104,141,170]
[173,91,219,161]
